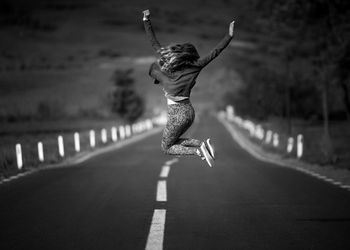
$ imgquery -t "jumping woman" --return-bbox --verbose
[142,9,235,167]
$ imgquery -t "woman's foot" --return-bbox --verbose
[200,142,214,167]
[205,138,215,160]
[196,149,206,160]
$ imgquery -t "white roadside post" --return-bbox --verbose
[251,124,255,137]
[74,132,80,152]
[38,142,44,162]
[58,135,64,157]
[297,134,303,158]
[119,126,125,140]
[226,105,234,121]
[254,125,259,139]
[265,130,272,144]
[15,143,23,169]
[249,122,255,137]
[101,129,107,144]
[244,120,254,136]
[111,127,117,142]
[258,127,265,140]
[260,128,265,141]
[287,137,294,154]
[273,133,279,147]
[90,130,96,148]
[255,125,264,140]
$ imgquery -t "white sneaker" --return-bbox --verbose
[200,142,214,167]
[206,138,215,160]
[196,149,206,160]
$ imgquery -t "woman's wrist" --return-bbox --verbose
[143,10,150,21]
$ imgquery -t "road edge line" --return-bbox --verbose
[217,114,350,192]
[0,126,163,185]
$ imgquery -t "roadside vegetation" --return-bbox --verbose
[110,69,144,123]
[1,0,349,177]
[223,0,350,168]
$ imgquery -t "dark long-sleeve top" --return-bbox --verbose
[144,19,233,102]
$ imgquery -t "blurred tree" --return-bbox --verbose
[112,69,134,87]
[254,0,350,162]
[37,100,66,120]
[335,41,350,119]
[111,69,144,123]
[238,0,305,134]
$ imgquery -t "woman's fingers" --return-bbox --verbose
[143,9,150,17]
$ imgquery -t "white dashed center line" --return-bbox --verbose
[159,166,171,178]
[165,158,178,165]
[145,158,177,250]
[156,180,167,202]
[145,209,166,250]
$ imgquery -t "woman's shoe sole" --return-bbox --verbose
[200,143,214,167]
[206,139,215,160]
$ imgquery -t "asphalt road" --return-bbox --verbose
[1,115,350,250]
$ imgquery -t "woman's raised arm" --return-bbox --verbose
[143,10,162,53]
[196,20,235,68]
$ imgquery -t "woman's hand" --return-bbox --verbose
[143,9,150,21]
[229,20,235,37]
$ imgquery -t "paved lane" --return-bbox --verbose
[0,132,168,250]
[165,115,350,249]
[1,114,350,249]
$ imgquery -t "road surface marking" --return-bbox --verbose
[0,171,34,184]
[156,180,167,202]
[310,172,321,177]
[165,158,178,166]
[146,159,174,249]
[145,209,166,250]
[159,166,170,178]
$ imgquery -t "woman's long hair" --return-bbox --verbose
[157,43,199,73]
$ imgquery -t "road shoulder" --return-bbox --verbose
[217,112,350,191]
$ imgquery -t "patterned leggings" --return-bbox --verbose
[161,101,202,156]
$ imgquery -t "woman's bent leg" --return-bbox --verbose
[175,138,202,147]
[161,103,202,156]
[164,144,199,155]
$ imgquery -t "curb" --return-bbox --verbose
[217,113,350,192]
